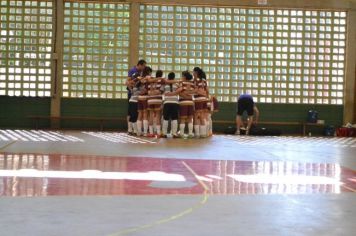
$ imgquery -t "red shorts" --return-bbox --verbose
[147,103,162,111]
[179,100,194,119]
[138,100,148,111]
[194,100,207,112]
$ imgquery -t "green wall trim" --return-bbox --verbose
[0,97,344,134]
[60,98,128,129]
[0,96,51,128]
[213,102,343,134]
[61,98,128,117]
[60,99,344,133]
[215,102,344,125]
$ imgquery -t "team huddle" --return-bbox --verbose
[126,60,218,138]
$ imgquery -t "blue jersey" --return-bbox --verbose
[127,67,140,97]
[239,94,253,101]
[128,66,139,78]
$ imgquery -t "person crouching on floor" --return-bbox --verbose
[235,94,259,135]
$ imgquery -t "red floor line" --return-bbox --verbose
[341,184,356,192]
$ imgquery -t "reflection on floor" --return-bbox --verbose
[0,130,83,142]
[1,153,355,197]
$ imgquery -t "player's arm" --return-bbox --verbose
[195,87,207,96]
[254,105,260,124]
[165,87,182,96]
[146,77,160,83]
[186,85,196,96]
[164,79,182,84]
[126,77,131,87]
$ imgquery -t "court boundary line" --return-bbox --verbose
[0,141,16,151]
[107,161,209,236]
[341,184,356,192]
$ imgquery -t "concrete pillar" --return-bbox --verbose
[129,2,141,68]
[50,0,64,128]
[344,10,356,124]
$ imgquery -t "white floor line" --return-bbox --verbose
[222,135,356,148]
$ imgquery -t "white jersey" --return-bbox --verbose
[162,83,179,104]
[129,86,140,103]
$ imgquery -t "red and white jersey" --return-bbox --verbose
[194,78,208,102]
[179,81,195,105]
[147,79,164,105]
[138,81,148,101]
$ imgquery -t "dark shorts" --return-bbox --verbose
[127,92,132,116]
[128,102,138,122]
[163,103,179,120]
[237,97,254,116]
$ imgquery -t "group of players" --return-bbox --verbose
[126,59,218,138]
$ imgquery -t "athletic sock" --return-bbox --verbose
[172,120,178,135]
[200,125,206,137]
[132,123,138,134]
[143,120,148,134]
[180,123,185,135]
[194,125,200,137]
[127,121,133,133]
[136,120,142,135]
[162,120,169,135]
[188,123,194,136]
[156,125,161,135]
[153,121,157,133]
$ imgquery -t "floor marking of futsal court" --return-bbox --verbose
[0,130,84,142]
[223,135,356,148]
[108,161,209,236]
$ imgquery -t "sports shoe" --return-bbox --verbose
[146,133,155,138]
[187,134,194,139]
[235,130,240,135]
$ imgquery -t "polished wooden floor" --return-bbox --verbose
[0,130,355,236]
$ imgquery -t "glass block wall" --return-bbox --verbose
[139,5,346,104]
[0,2,348,104]
[62,2,130,98]
[0,0,53,96]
